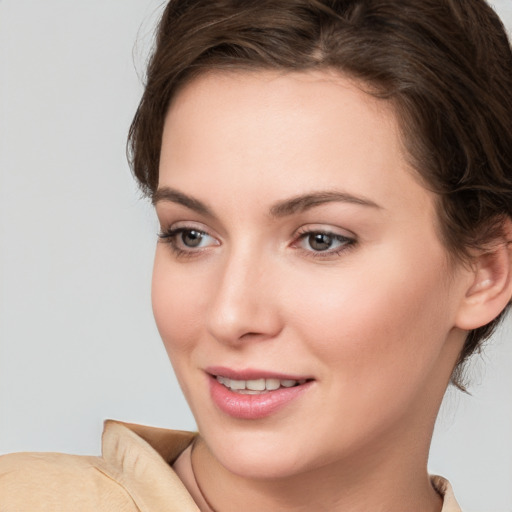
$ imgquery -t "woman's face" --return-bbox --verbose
[153,70,470,478]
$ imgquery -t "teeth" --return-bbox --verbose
[246,379,265,391]
[216,376,304,393]
[217,376,229,386]
[230,380,246,390]
[265,378,280,390]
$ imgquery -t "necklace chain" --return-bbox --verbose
[190,438,219,512]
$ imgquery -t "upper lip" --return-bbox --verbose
[206,366,313,381]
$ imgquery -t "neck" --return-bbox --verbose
[187,425,443,512]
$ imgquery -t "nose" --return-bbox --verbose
[205,247,283,346]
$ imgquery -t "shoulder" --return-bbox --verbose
[0,421,199,512]
[0,450,139,511]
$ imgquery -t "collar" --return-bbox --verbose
[431,475,462,512]
[100,420,199,511]
[99,420,461,512]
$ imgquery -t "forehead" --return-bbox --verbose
[159,69,434,219]
[164,69,398,152]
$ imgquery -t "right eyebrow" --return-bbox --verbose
[269,191,382,217]
[152,187,214,217]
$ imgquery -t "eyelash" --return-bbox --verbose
[158,227,215,259]
[157,226,357,260]
[294,228,356,259]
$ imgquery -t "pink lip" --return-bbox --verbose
[206,366,311,381]
[206,367,314,420]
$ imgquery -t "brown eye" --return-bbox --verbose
[158,226,218,254]
[295,229,355,256]
[308,232,334,251]
[181,229,204,247]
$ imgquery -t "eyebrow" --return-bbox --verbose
[269,191,382,217]
[152,187,214,217]
[152,186,382,217]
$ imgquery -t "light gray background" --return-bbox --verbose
[0,2,511,511]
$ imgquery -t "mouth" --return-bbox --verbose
[206,368,314,419]
[215,375,308,394]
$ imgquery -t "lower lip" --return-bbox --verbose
[209,376,313,420]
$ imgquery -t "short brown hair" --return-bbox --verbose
[128,0,512,390]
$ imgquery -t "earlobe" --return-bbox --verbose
[455,224,512,331]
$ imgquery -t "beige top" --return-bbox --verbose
[0,420,462,511]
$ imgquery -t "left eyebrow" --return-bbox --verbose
[152,186,214,218]
[269,191,382,217]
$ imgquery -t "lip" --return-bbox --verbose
[206,367,314,420]
[206,366,312,381]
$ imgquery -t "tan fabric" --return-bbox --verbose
[431,475,463,512]
[0,420,461,511]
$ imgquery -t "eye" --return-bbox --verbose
[179,229,209,248]
[158,226,219,256]
[294,228,356,256]
[307,232,338,251]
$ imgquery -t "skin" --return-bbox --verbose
[152,70,476,512]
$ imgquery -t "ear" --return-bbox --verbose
[455,219,512,331]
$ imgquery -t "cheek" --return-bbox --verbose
[151,250,205,356]
[287,249,454,393]
[151,250,216,406]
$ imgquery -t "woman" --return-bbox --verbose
[1,0,511,510]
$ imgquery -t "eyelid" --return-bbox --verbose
[291,224,357,257]
[294,224,356,240]
[157,214,223,238]
[158,221,221,257]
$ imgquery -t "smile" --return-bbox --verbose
[215,376,307,394]
[208,370,314,419]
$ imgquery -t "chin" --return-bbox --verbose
[214,442,306,480]
[197,418,327,480]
